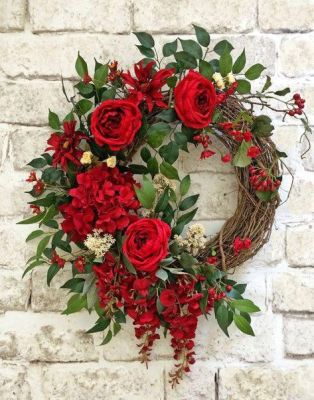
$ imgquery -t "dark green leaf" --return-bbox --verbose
[94,64,108,89]
[101,329,112,345]
[166,76,178,88]
[245,63,265,80]
[174,51,197,69]
[36,235,51,258]
[162,39,178,57]
[134,176,156,209]
[158,108,177,122]
[214,40,234,56]
[134,32,155,48]
[147,122,171,148]
[233,314,255,336]
[48,109,61,130]
[128,164,148,174]
[140,147,151,162]
[114,309,126,323]
[75,52,88,78]
[22,259,45,278]
[179,39,203,59]
[232,49,246,74]
[180,175,191,196]
[262,75,272,92]
[113,322,121,336]
[147,157,159,176]
[61,277,85,293]
[179,194,199,211]
[255,190,277,202]
[176,208,198,225]
[75,99,93,115]
[27,157,47,169]
[18,212,45,225]
[199,59,214,79]
[155,190,169,213]
[236,79,251,94]
[122,254,137,274]
[160,161,179,180]
[232,141,251,167]
[86,319,110,333]
[231,299,261,313]
[156,268,168,281]
[101,87,116,101]
[47,262,60,286]
[26,229,45,242]
[219,50,233,77]
[62,293,87,314]
[136,45,155,58]
[160,141,179,164]
[193,25,210,47]
[216,303,230,337]
[274,88,290,96]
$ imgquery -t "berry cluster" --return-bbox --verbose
[218,122,253,142]
[288,93,305,116]
[249,165,281,193]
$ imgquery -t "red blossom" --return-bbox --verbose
[122,61,174,112]
[26,171,37,182]
[34,180,45,195]
[74,256,85,273]
[59,164,140,242]
[46,120,87,171]
[50,250,65,268]
[160,289,176,307]
[30,204,41,214]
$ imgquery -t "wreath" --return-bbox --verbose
[20,26,311,386]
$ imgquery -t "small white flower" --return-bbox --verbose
[84,229,115,258]
[174,223,206,256]
[105,156,117,168]
[226,72,236,84]
[212,72,225,90]
[80,151,93,165]
[153,174,176,194]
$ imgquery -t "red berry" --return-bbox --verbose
[226,285,233,292]
[295,109,303,115]
[293,93,301,100]
[288,110,295,116]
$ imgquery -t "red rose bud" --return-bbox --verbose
[160,289,176,307]
[200,149,215,159]
[221,153,232,163]
[247,145,261,158]
[174,70,217,129]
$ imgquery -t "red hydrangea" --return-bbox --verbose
[59,164,140,242]
[46,120,87,171]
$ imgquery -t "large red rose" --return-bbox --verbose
[174,70,217,129]
[122,218,171,273]
[90,99,142,151]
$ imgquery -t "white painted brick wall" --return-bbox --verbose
[0,0,313,398]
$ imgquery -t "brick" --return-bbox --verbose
[0,34,139,79]
[259,0,314,32]
[0,80,72,125]
[302,128,314,171]
[219,365,314,400]
[286,175,314,218]
[8,125,49,170]
[197,314,276,363]
[31,267,73,312]
[0,363,31,400]
[273,270,314,313]
[0,311,98,361]
[0,219,29,267]
[29,0,131,33]
[279,34,314,78]
[165,362,216,400]
[41,362,164,400]
[0,269,30,312]
[134,0,257,33]
[0,169,29,216]
[190,172,238,220]
[0,0,25,32]
[284,317,314,356]
[287,225,314,267]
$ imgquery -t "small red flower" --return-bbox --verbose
[133,278,151,297]
[247,145,261,158]
[200,149,215,159]
[26,171,37,182]
[30,204,41,214]
[74,256,85,273]
[51,250,65,269]
[160,289,176,307]
[122,61,174,112]
[34,180,45,195]
[221,153,232,163]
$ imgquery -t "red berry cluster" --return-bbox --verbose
[249,165,281,193]
[233,236,251,254]
[288,93,305,116]
[218,122,253,142]
[193,133,212,148]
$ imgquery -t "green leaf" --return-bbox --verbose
[101,329,112,345]
[62,293,87,314]
[136,45,155,58]
[219,50,233,77]
[233,314,255,336]
[179,39,203,59]
[75,52,88,78]
[61,277,85,293]
[75,99,93,115]
[134,32,155,48]
[214,40,234,56]
[199,59,214,79]
[159,141,179,164]
[147,157,159,177]
[29,193,56,207]
[134,176,156,209]
[232,49,246,74]
[18,212,45,225]
[216,303,230,337]
[122,254,137,275]
[155,190,169,213]
[36,235,51,258]
[156,268,168,281]
[41,167,62,184]
[193,25,210,47]
[160,161,179,180]
[245,63,265,80]
[94,64,108,89]
[128,164,148,175]
[179,252,197,269]
[113,322,121,336]
[174,51,197,69]
[262,75,272,92]
[101,87,116,101]
[274,88,290,96]
[276,149,288,158]
[26,229,45,242]
[22,259,45,278]
[231,299,261,313]
[179,194,199,211]
[251,115,274,137]
[232,141,251,168]
[176,208,198,226]
[166,76,178,88]
[48,109,61,130]
[140,147,151,162]
[147,122,171,148]
[86,319,110,334]
[75,81,94,96]
[162,39,178,57]
[255,190,277,202]
[114,309,126,324]
[40,205,58,226]
[158,108,177,123]
[233,283,247,294]
[236,79,251,94]
[27,157,47,169]
[47,262,60,287]
[180,175,191,196]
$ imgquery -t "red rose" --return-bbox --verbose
[174,70,217,129]
[90,99,142,151]
[122,218,171,273]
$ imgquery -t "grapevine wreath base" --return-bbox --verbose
[20,26,311,386]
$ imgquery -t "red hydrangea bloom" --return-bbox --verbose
[160,289,176,307]
[46,120,87,171]
[121,61,174,112]
[59,164,140,242]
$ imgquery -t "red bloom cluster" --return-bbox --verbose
[59,164,140,242]
[122,61,174,112]
[26,171,45,195]
[249,165,281,193]
[74,256,86,273]
[233,236,252,254]
[50,250,65,268]
[46,121,87,171]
